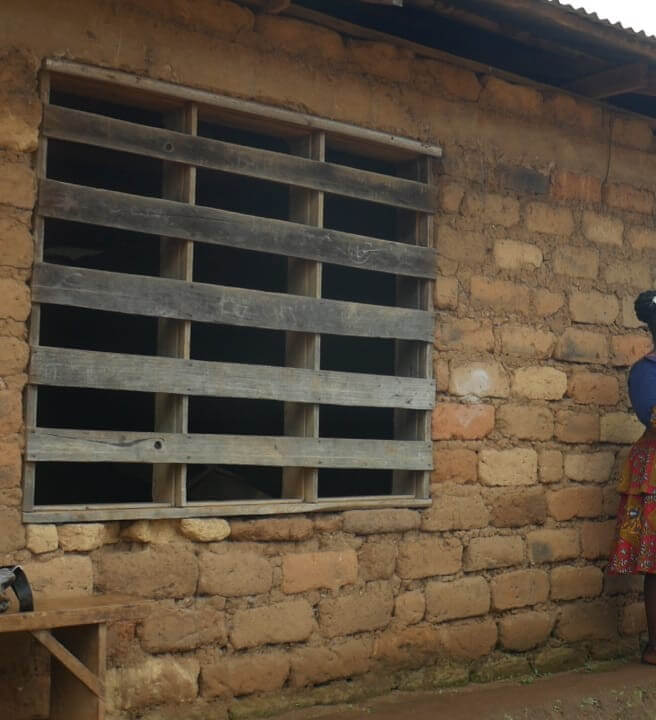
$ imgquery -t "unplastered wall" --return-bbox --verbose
[0,1,655,717]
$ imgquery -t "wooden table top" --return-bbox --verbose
[0,594,149,633]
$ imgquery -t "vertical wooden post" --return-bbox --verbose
[394,157,434,499]
[153,103,197,506]
[23,71,50,512]
[283,131,325,502]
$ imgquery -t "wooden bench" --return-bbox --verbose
[0,595,147,720]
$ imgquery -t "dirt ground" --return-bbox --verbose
[273,662,656,720]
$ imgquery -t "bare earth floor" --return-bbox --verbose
[273,662,656,720]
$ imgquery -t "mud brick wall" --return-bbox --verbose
[1,1,656,718]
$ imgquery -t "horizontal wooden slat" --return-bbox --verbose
[44,105,437,212]
[32,264,434,342]
[30,347,436,409]
[23,495,431,523]
[38,180,435,279]
[27,429,432,470]
[45,59,443,159]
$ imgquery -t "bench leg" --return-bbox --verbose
[33,623,106,720]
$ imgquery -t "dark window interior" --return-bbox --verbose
[35,91,418,506]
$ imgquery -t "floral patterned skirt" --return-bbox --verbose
[608,428,656,575]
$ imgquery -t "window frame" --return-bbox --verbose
[23,60,441,523]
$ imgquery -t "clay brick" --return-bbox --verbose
[198,551,272,597]
[533,289,565,316]
[539,450,563,484]
[179,518,230,542]
[564,452,615,483]
[282,550,357,593]
[554,328,608,364]
[528,529,579,564]
[581,520,615,560]
[544,94,602,132]
[319,582,393,637]
[231,600,314,648]
[373,625,442,668]
[121,519,182,544]
[449,361,509,398]
[422,484,489,531]
[394,591,425,625]
[343,508,419,534]
[568,372,619,405]
[256,15,344,60]
[497,404,553,441]
[551,170,601,204]
[24,555,93,597]
[432,403,495,440]
[499,611,554,651]
[491,569,549,610]
[96,546,198,599]
[0,161,36,210]
[478,448,538,487]
[463,192,520,227]
[434,275,458,309]
[604,260,651,288]
[512,367,567,400]
[470,276,530,314]
[604,182,654,214]
[621,602,647,636]
[439,182,464,213]
[140,606,227,653]
[551,565,603,600]
[203,652,289,698]
[556,601,617,641]
[463,536,524,571]
[496,165,549,196]
[425,59,482,101]
[0,337,28,375]
[611,334,652,367]
[627,226,656,251]
[229,517,313,541]
[480,76,542,116]
[600,412,644,444]
[604,574,643,596]
[431,448,477,484]
[425,577,490,622]
[569,291,619,325]
[552,246,598,278]
[397,536,462,579]
[289,638,371,688]
[546,486,602,521]
[501,326,555,359]
[526,203,574,236]
[25,525,58,555]
[622,296,644,329]
[533,646,587,674]
[0,440,20,491]
[437,225,488,264]
[0,209,32,268]
[435,357,449,392]
[582,211,623,246]
[108,657,199,710]
[0,278,30,322]
[58,523,108,552]
[487,487,547,528]
[555,410,599,443]
[494,240,543,270]
[603,485,621,516]
[613,116,653,150]
[0,391,22,435]
[348,40,412,83]
[435,318,494,352]
[437,618,498,660]
[0,507,25,553]
[358,541,397,581]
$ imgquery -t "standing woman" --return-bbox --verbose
[608,291,656,664]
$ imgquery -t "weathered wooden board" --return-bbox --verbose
[38,180,436,279]
[32,263,434,341]
[44,105,437,212]
[27,429,432,470]
[30,347,435,409]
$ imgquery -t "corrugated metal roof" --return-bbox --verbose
[546,0,656,42]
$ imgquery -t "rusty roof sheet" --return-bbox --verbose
[546,0,656,42]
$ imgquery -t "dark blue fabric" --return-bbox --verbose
[629,355,656,427]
